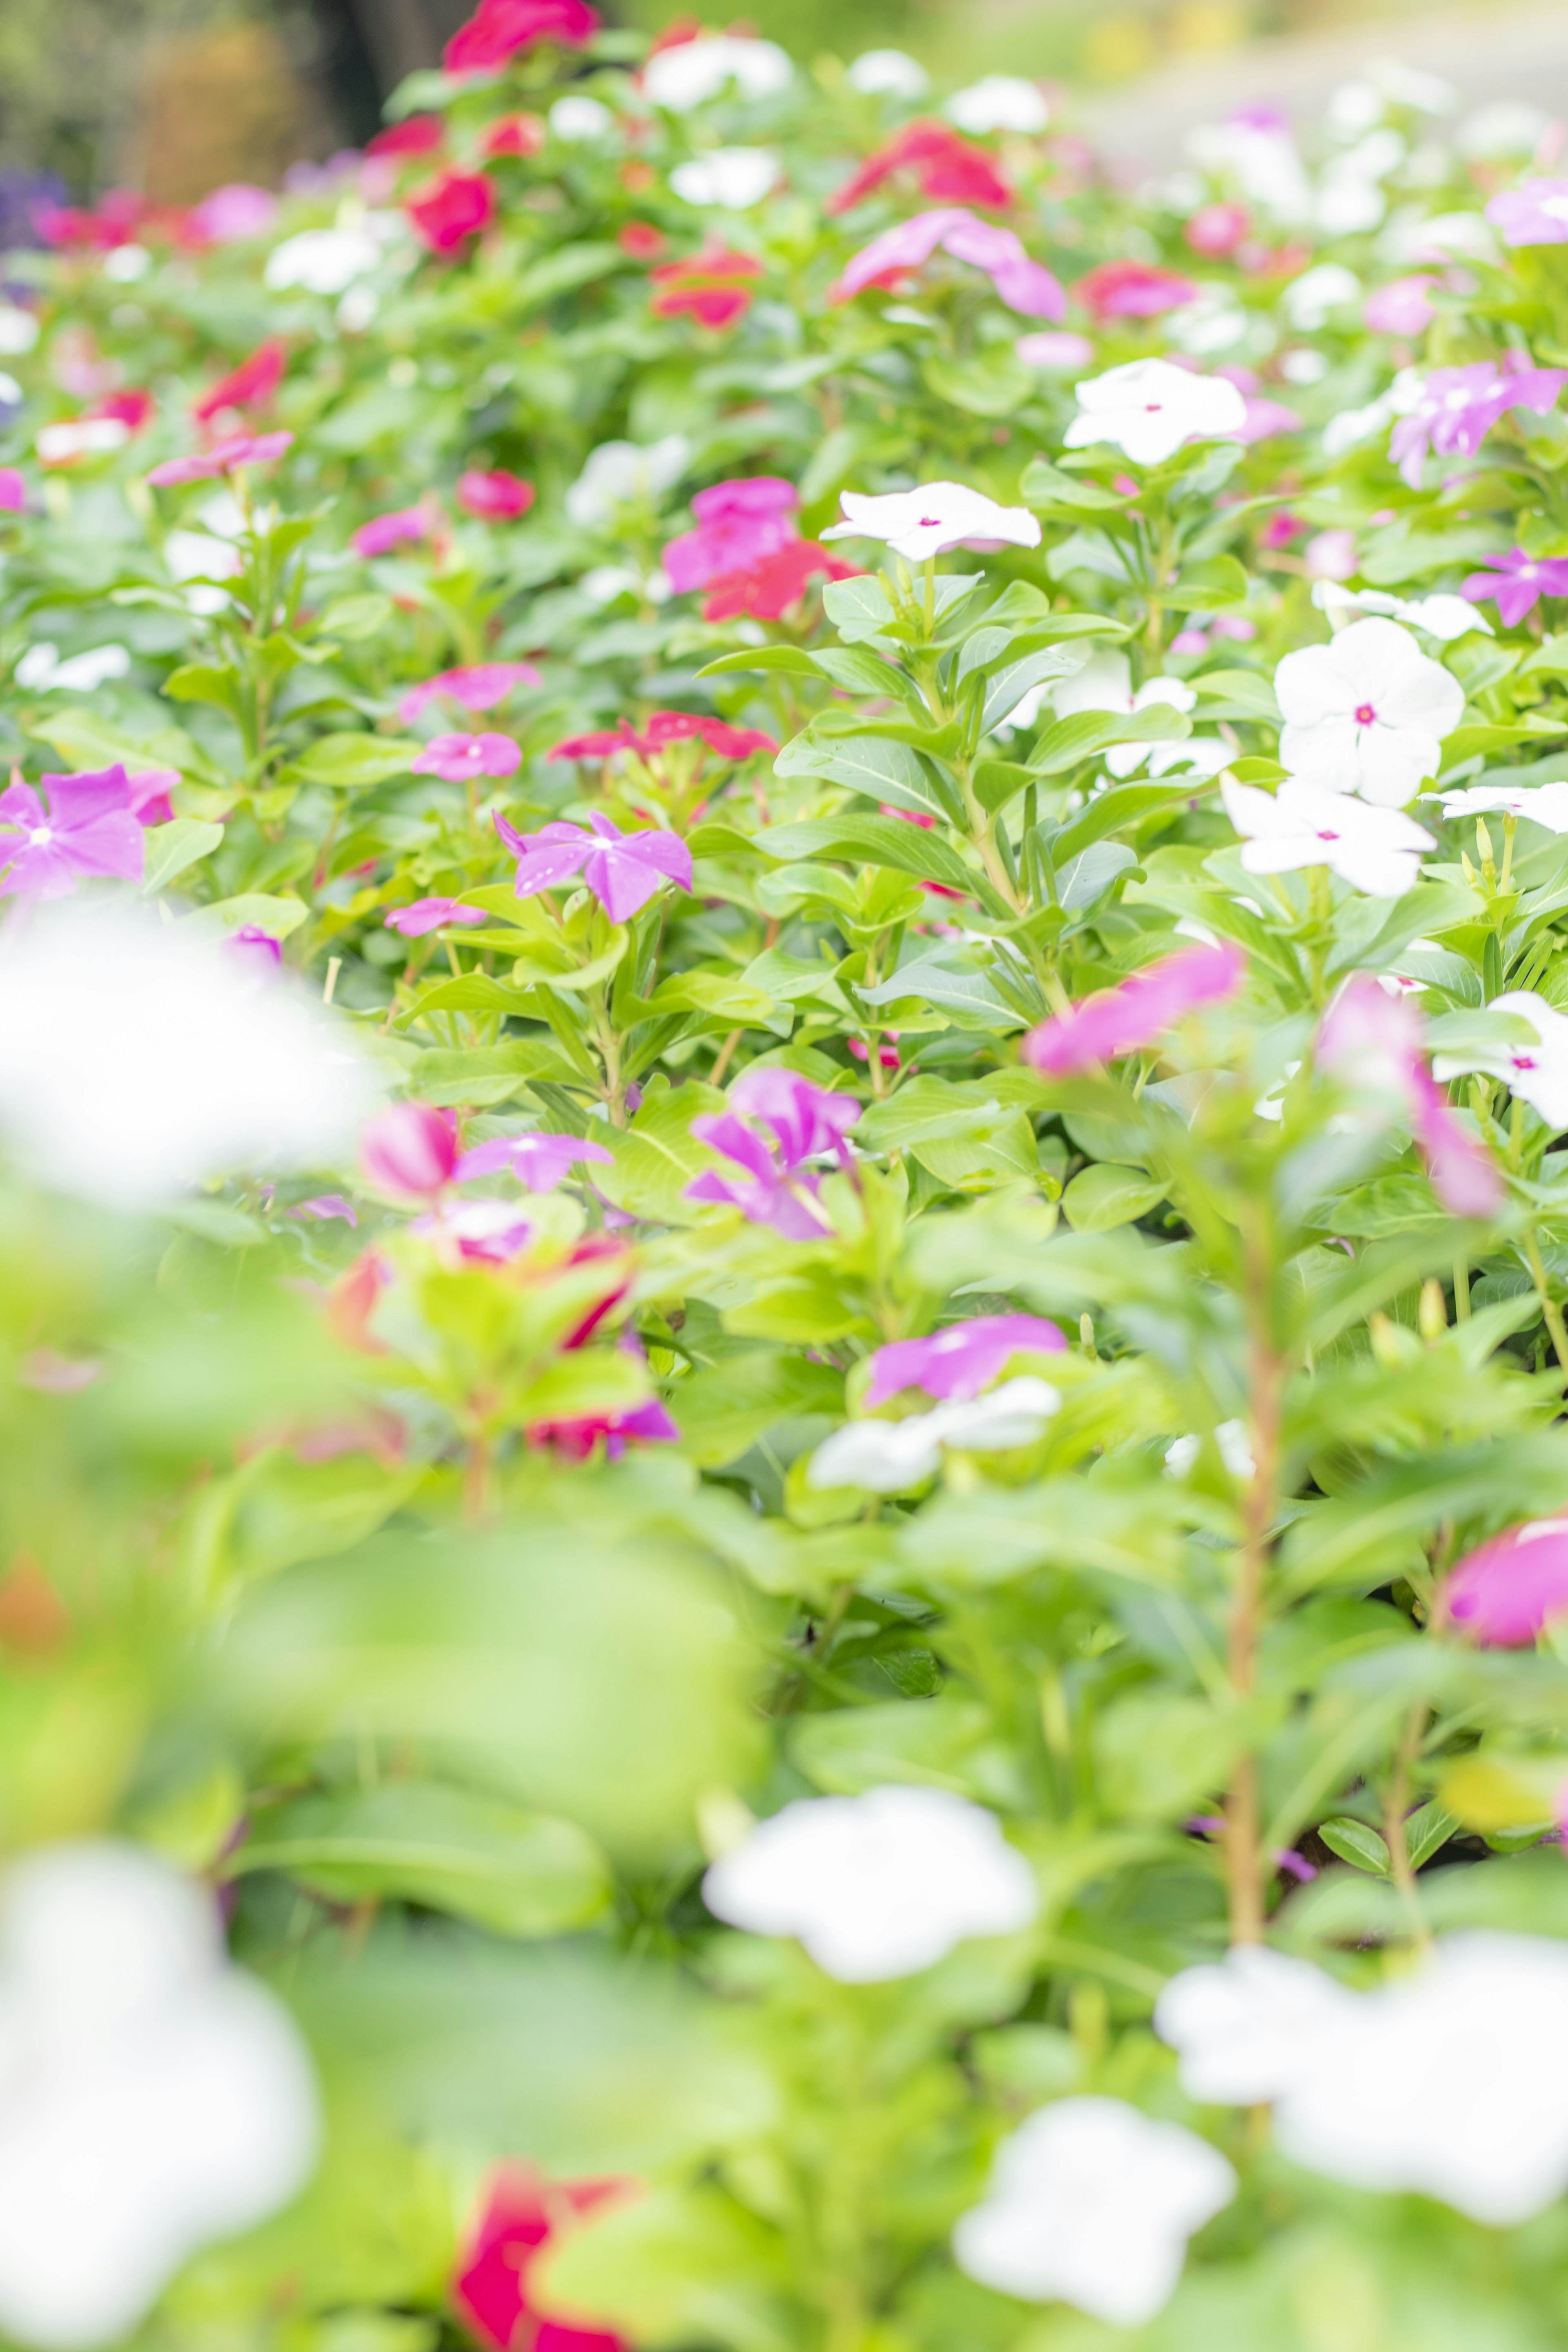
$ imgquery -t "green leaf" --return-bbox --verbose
[317,592,394,642]
[141,817,223,894]
[755,816,978,897]
[512,241,622,312]
[673,1351,845,1468]
[1062,1163,1168,1231]
[922,347,1033,418]
[1029,705,1191,778]
[1163,554,1250,612]
[775,728,953,822]
[184,892,309,939]
[1058,840,1138,911]
[1020,457,1131,515]
[536,2183,793,2348]
[1051,783,1198,867]
[292,734,421,787]
[1192,668,1281,723]
[1319,1815,1393,1876]
[164,663,244,717]
[697,645,826,681]
[596,1076,728,1224]
[637,971,777,1027]
[822,575,895,642]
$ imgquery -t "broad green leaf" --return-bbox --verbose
[292,733,421,787]
[141,817,223,894]
[1319,1815,1392,1875]
[755,815,978,896]
[1029,705,1191,778]
[184,892,309,939]
[1062,1163,1168,1232]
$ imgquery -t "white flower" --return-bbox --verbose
[564,434,690,527]
[821,481,1041,562]
[1063,359,1248,467]
[1049,651,1230,779]
[549,95,615,142]
[1437,781,1568,833]
[0,903,371,1207]
[953,2098,1236,2323]
[1163,1419,1256,1478]
[1222,775,1433,897]
[1186,118,1311,220]
[13,643,131,693]
[669,147,778,209]
[703,1787,1038,1980]
[1434,988,1568,1125]
[1312,581,1492,643]
[1156,1945,1356,2104]
[0,306,40,356]
[1274,617,1463,806]
[164,530,241,617]
[102,244,151,284]
[0,1842,318,2349]
[1385,209,1494,267]
[846,49,929,99]
[1458,101,1550,159]
[1167,290,1250,357]
[264,227,380,294]
[35,419,129,466]
[1282,262,1361,331]
[944,76,1049,135]
[808,1376,1061,1493]
[642,36,792,113]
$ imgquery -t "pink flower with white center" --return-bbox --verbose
[383,897,488,936]
[663,477,798,595]
[1388,360,1566,489]
[1443,1519,1568,1646]
[396,663,542,724]
[496,809,692,923]
[360,1102,459,1200]
[1460,550,1568,628]
[826,207,1065,321]
[864,1313,1066,1406]
[1433,988,1568,1127]
[0,766,144,900]
[1222,775,1433,897]
[686,1068,859,1239]
[1316,973,1501,1219]
[454,1131,614,1190]
[410,732,522,784]
[1021,942,1246,1076]
[352,505,431,559]
[1063,359,1247,468]
[1486,180,1568,248]
[1274,617,1463,807]
[145,432,292,487]
[1437,782,1568,835]
[821,481,1040,563]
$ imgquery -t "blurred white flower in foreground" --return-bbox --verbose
[669,148,779,209]
[807,1376,1061,1493]
[944,76,1049,135]
[0,1843,318,2349]
[565,436,690,528]
[1312,580,1491,643]
[264,228,381,294]
[1164,1418,1256,1479]
[1223,774,1432,897]
[642,35,792,112]
[846,49,929,100]
[953,2096,1235,2322]
[1437,781,1568,833]
[1065,360,1247,466]
[0,902,368,1206]
[1156,1943,1354,2102]
[14,644,131,694]
[1275,617,1463,806]
[703,1787,1038,1980]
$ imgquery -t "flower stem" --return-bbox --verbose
[1523,1226,1568,1372]
[1227,1223,1282,1946]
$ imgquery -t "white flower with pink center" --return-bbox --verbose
[1432,987,1568,1126]
[1063,358,1247,466]
[1221,775,1433,897]
[1275,616,1463,806]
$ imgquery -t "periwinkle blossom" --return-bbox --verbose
[1486,179,1568,247]
[1221,775,1434,897]
[0,766,144,900]
[530,1392,679,1461]
[384,897,488,936]
[943,74,1049,135]
[1046,650,1229,778]
[1437,780,1568,834]
[669,149,779,211]
[405,169,496,255]
[641,34,792,112]
[188,183,280,242]
[1064,359,1248,466]
[1312,580,1490,642]
[864,1313,1066,1405]
[686,1069,859,1238]
[1443,1518,1568,1646]
[1155,1944,1359,2105]
[826,208,1064,320]
[702,1787,1038,1982]
[822,481,1040,562]
[443,0,600,75]
[1388,359,1566,489]
[454,1132,614,1190]
[352,505,431,559]
[264,229,381,294]
[145,432,292,487]
[664,476,798,594]
[457,467,535,521]
[454,2164,630,2352]
[699,539,860,622]
[227,925,284,983]
[1363,273,1437,335]
[952,2098,1235,2324]
[565,435,690,528]
[846,49,929,100]
[1015,330,1094,371]
[1432,988,1568,1125]
[410,732,521,784]
[1074,259,1198,321]
[1274,617,1463,807]
[396,662,541,725]
[0,466,26,511]
[808,1377,1062,1492]
[1460,550,1568,628]
[496,810,693,922]
[548,713,775,764]
[360,1102,459,1200]
[1022,943,1246,1077]
[0,1842,319,2350]
[1316,973,1502,1218]
[827,120,1013,217]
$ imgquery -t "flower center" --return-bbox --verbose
[1521,563,1539,578]
[1144,402,1164,412]
[918,516,941,527]
[1512,1054,1539,1071]
[1354,703,1377,726]
[28,826,52,847]
[1315,827,1341,842]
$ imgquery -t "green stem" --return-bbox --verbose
[1523,1227,1568,1371]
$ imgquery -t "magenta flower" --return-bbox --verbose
[454,1131,615,1189]
[1022,942,1246,1076]
[410,731,522,784]
[1235,397,1303,444]
[1389,361,1567,490]
[664,477,798,595]
[686,1069,859,1239]
[127,767,179,824]
[827,207,1065,321]
[288,1193,357,1226]
[495,809,692,922]
[1486,180,1568,249]
[0,469,24,513]
[1443,1519,1568,1646]
[397,663,542,725]
[384,896,488,936]
[0,766,144,900]
[865,1314,1067,1406]
[1460,550,1568,629]
[361,1102,459,1199]
[530,1392,679,1461]
[228,925,283,980]
[146,431,293,486]
[1363,275,1437,336]
[1316,973,1502,1220]
[352,505,431,559]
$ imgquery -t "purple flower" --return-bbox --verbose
[496,809,693,923]
[827,207,1065,321]
[0,468,24,513]
[396,663,541,725]
[686,1069,859,1239]
[352,505,430,559]
[228,925,283,980]
[1388,361,1566,490]
[146,431,292,487]
[1486,180,1568,249]
[287,1193,357,1225]
[1363,275,1437,336]
[0,766,144,900]
[410,731,522,784]
[864,1313,1067,1406]
[384,896,488,936]
[1460,550,1568,628]
[1317,973,1501,1220]
[1234,397,1303,444]
[1022,943,1246,1076]
[454,1131,615,1190]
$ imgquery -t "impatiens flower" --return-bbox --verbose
[1316,973,1502,1218]
[1022,943,1246,1076]
[361,1102,459,1200]
[1063,359,1248,466]
[1222,775,1433,897]
[410,732,521,783]
[264,228,380,294]
[669,149,779,210]
[453,2164,630,2352]
[1436,780,1568,833]
[822,480,1040,562]
[458,468,535,520]
[385,897,487,935]
[444,0,599,72]
[1274,617,1463,806]
[1074,259,1198,320]
[953,2098,1235,2324]
[703,1787,1037,1980]
[641,35,792,113]
[1460,549,1568,628]
[1363,273,1437,335]
[1486,179,1568,247]
[397,662,541,724]
[0,766,144,900]
[455,1131,615,1190]
[808,1376,1062,1491]
[664,476,797,593]
[943,75,1049,135]
[146,430,292,486]
[499,810,692,922]
[649,247,765,327]
[700,539,860,620]
[1434,988,1568,1126]
[1389,359,1567,488]
[565,434,690,527]
[1443,1518,1568,1646]
[406,170,495,255]
[0,1842,318,2351]
[827,119,1011,216]
[352,504,432,559]
[827,207,1064,320]
[864,1313,1066,1405]
[190,338,285,421]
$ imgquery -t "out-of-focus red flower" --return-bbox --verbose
[459,468,536,520]
[548,710,777,761]
[702,539,861,621]
[618,220,667,258]
[85,389,156,434]
[37,190,146,250]
[191,338,286,423]
[827,120,1011,217]
[361,1102,460,1199]
[649,247,764,329]
[531,1394,680,1460]
[367,115,445,160]
[482,112,548,158]
[445,0,599,74]
[406,170,497,254]
[323,1252,393,1353]
[1074,259,1198,320]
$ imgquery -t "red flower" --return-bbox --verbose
[86,389,155,434]
[367,115,445,160]
[1074,259,1199,321]
[482,112,547,158]
[191,339,286,423]
[406,171,497,255]
[701,539,862,621]
[444,0,599,74]
[649,247,764,329]
[37,190,147,251]
[548,711,777,761]
[618,220,667,258]
[459,468,536,520]
[826,120,1011,218]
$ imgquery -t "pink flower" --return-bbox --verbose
[127,767,179,824]
[1443,1520,1568,1646]
[228,925,283,980]
[664,476,798,595]
[361,1102,459,1199]
[865,1313,1066,1406]
[191,339,286,422]
[1363,276,1437,337]
[1316,973,1501,1220]
[458,468,536,520]
[353,505,431,559]
[406,170,496,255]
[530,1394,678,1461]
[1389,360,1567,490]
[1235,397,1303,443]
[453,2165,630,2352]
[1486,180,1568,249]
[649,249,765,331]
[686,1068,859,1239]
[454,1131,615,1189]
[444,0,600,75]
[827,207,1064,321]
[497,809,692,922]
[0,469,25,513]
[700,539,860,621]
[827,120,1012,217]
[146,431,292,486]
[410,731,522,783]
[1186,203,1249,258]
[367,116,445,161]
[1016,330,1094,370]
[189,184,280,242]
[1304,527,1357,582]
[1022,942,1246,1076]
[397,662,542,724]
[0,766,145,900]
[384,897,488,935]
[1460,550,1568,628]
[289,1193,357,1225]
[547,713,776,762]
[1074,260,1198,320]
